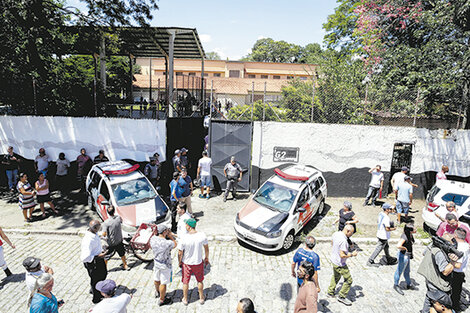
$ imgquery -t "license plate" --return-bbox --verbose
[243,232,256,241]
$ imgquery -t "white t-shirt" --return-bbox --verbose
[392,172,406,190]
[35,155,51,171]
[198,157,212,176]
[25,267,45,291]
[177,231,208,265]
[376,212,391,240]
[90,294,131,313]
[330,231,349,267]
[436,171,447,180]
[177,212,192,238]
[369,170,384,188]
[455,242,470,273]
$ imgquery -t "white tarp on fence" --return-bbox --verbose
[0,116,166,161]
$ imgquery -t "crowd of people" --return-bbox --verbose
[1,143,468,313]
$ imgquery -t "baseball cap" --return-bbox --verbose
[181,148,188,153]
[185,218,197,228]
[404,175,412,181]
[401,166,409,172]
[96,279,116,294]
[343,201,352,209]
[23,257,41,271]
[174,149,181,155]
[157,224,168,234]
[382,203,393,210]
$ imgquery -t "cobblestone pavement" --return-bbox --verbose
[1,234,469,313]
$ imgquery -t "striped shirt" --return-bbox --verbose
[17,181,36,209]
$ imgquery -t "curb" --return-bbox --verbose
[4,228,431,245]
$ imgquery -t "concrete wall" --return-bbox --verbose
[0,116,166,162]
[252,122,470,198]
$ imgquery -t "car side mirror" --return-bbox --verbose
[297,207,306,213]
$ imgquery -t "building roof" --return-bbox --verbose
[65,26,205,59]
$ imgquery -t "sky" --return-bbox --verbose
[67,0,339,60]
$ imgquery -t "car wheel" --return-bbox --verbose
[316,200,325,216]
[282,230,295,251]
[87,194,95,211]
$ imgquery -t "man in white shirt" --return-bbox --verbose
[326,225,357,306]
[23,256,54,292]
[34,148,51,178]
[81,220,108,304]
[90,279,131,313]
[197,151,213,199]
[367,203,396,267]
[451,227,469,311]
[176,203,192,238]
[178,218,209,305]
[363,165,384,207]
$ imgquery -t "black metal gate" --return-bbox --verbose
[387,142,414,194]
[209,120,252,192]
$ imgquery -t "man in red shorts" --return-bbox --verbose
[177,218,209,305]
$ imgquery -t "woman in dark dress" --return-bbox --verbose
[333,201,358,232]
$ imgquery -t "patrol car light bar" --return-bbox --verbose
[274,168,309,181]
[103,164,140,175]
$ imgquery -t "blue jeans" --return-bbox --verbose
[364,186,380,204]
[6,169,18,189]
[394,251,411,286]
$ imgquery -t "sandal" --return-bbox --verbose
[182,298,188,306]
[199,296,206,305]
[26,218,32,223]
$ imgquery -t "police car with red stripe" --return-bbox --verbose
[86,161,171,239]
[234,165,327,251]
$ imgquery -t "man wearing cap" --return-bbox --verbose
[102,204,129,271]
[223,156,243,202]
[81,220,108,304]
[150,224,177,306]
[367,203,397,267]
[395,176,413,224]
[363,165,384,207]
[172,150,182,172]
[178,218,209,305]
[177,168,193,215]
[23,257,54,291]
[177,203,192,237]
[93,150,109,165]
[89,279,132,312]
[180,147,190,170]
[144,157,160,188]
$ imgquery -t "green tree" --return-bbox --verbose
[243,38,303,63]
[206,52,221,60]
[227,100,287,121]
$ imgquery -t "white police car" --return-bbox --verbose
[86,161,171,239]
[422,180,470,231]
[234,165,327,251]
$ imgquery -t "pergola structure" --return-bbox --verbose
[66,26,206,115]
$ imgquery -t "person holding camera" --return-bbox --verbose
[150,224,176,306]
[333,201,358,233]
[393,223,416,295]
[367,203,396,267]
[418,234,462,313]
[450,227,469,311]
[327,224,357,306]
[81,220,108,304]
[437,213,470,244]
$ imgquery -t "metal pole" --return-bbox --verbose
[263,81,266,121]
[168,30,176,116]
[93,54,98,117]
[99,36,106,114]
[413,88,420,127]
[128,54,133,103]
[32,77,37,115]
[251,81,254,121]
[311,77,315,122]
[201,57,205,104]
[149,57,152,102]
[210,80,213,119]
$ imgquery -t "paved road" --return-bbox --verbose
[1,234,469,313]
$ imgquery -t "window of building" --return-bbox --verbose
[300,77,307,81]
[213,73,221,77]
[261,75,268,79]
[273,75,281,79]
[176,72,183,76]
[203,73,208,77]
[188,72,196,76]
[229,70,240,78]
[247,74,256,79]
[287,76,294,80]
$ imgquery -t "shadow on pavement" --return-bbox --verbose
[0,273,25,291]
[169,283,227,304]
[279,282,293,313]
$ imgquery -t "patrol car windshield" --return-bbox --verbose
[253,181,298,212]
[111,178,156,206]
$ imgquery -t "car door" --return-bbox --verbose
[295,186,312,232]
[96,178,111,221]
[88,171,101,206]
[308,181,320,216]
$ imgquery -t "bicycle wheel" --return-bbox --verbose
[131,244,154,263]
